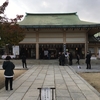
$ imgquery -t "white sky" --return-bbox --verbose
[0,0,100,23]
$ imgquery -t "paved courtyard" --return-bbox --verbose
[0,59,100,100]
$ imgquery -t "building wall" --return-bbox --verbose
[20,29,86,43]
[19,28,87,59]
[20,32,36,43]
[39,32,63,43]
[66,32,86,43]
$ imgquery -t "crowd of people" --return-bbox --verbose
[58,51,92,69]
[58,51,73,66]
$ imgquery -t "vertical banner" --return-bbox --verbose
[13,46,19,55]
[41,88,51,100]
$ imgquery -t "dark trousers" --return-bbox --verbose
[86,63,91,69]
[65,58,68,65]
[5,77,13,90]
[59,58,62,65]
[59,60,61,65]
[76,59,79,65]
[61,60,65,66]
[22,62,27,68]
[69,60,72,65]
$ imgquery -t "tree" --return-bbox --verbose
[0,0,25,46]
[0,0,25,55]
[1,22,25,45]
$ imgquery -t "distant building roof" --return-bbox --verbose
[89,35,100,43]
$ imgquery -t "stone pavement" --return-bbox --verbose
[0,59,100,100]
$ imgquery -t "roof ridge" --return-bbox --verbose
[25,12,77,15]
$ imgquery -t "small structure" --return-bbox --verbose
[38,88,55,100]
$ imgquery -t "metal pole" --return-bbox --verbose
[52,89,54,100]
[37,88,41,100]
[51,88,55,100]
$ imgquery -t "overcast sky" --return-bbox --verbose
[0,0,100,23]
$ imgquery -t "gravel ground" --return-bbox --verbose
[78,72,100,93]
[0,69,26,89]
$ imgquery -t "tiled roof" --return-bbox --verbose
[18,12,98,26]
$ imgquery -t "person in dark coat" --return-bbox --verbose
[89,50,92,69]
[69,52,73,65]
[21,54,27,68]
[86,51,91,69]
[58,52,62,65]
[61,52,65,66]
[76,53,80,65]
[2,55,15,90]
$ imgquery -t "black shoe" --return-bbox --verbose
[10,88,13,90]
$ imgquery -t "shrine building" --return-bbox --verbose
[17,12,100,59]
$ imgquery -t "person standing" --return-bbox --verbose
[2,56,15,90]
[61,52,65,66]
[69,52,73,65]
[76,53,80,65]
[65,52,69,65]
[21,54,27,68]
[58,52,62,65]
[76,53,81,69]
[89,50,92,69]
[86,51,91,69]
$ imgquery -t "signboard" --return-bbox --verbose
[41,88,51,100]
[13,46,19,55]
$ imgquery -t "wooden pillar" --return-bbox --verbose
[36,43,39,59]
[63,32,66,43]
[95,45,98,57]
[85,33,88,56]
[63,32,66,54]
[36,31,39,59]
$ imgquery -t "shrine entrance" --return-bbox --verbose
[39,43,85,59]
[39,44,63,59]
